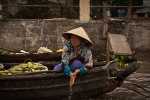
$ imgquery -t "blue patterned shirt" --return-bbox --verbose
[61,43,93,69]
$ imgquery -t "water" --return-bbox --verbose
[87,53,150,100]
[68,86,73,100]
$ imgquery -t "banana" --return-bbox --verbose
[0,70,10,76]
[0,62,48,76]
[27,62,33,68]
[56,49,63,52]
[15,68,23,71]
[32,65,39,70]
[0,72,7,76]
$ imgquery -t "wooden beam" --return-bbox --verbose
[124,0,132,38]
[126,0,132,19]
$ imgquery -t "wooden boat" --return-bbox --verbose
[0,60,140,100]
[0,52,62,63]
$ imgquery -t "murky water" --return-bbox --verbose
[68,86,73,100]
[88,53,150,100]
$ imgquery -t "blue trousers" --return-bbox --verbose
[54,60,83,72]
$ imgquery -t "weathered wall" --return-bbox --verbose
[0,19,104,53]
[128,20,150,52]
[0,19,150,53]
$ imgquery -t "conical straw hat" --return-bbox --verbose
[62,27,93,46]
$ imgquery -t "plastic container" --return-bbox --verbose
[118,12,126,17]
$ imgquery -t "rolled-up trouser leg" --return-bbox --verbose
[54,64,63,72]
[54,64,72,77]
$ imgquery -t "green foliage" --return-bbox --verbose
[9,0,79,19]
[2,0,143,19]
[0,49,14,55]
[110,0,143,12]
[23,0,50,4]
[13,0,57,19]
[115,55,129,69]
[110,50,129,69]
[2,12,12,19]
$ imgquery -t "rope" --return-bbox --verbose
[112,78,150,99]
[124,78,150,93]
[122,84,150,99]
[111,69,150,98]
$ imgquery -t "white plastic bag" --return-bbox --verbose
[37,47,53,54]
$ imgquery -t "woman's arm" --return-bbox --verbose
[83,49,93,69]
[61,45,70,66]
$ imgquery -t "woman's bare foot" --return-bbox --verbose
[69,69,80,86]
[70,73,76,86]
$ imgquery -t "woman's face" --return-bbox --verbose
[70,35,83,47]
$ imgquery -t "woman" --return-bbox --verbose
[54,27,93,86]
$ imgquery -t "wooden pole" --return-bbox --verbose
[126,0,132,19]
[124,0,132,38]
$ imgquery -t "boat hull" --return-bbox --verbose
[0,61,118,100]
[0,75,117,100]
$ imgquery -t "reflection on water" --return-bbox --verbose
[68,86,73,100]
[87,60,150,100]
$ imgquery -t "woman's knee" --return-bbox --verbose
[54,64,63,72]
[70,60,83,71]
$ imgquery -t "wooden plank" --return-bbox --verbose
[108,33,132,55]
[131,17,150,20]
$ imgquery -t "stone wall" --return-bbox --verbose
[128,20,150,52]
[0,19,150,53]
[0,19,104,53]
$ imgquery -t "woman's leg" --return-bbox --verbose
[54,64,63,72]
[70,60,86,75]
[70,60,83,71]
[69,60,83,86]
